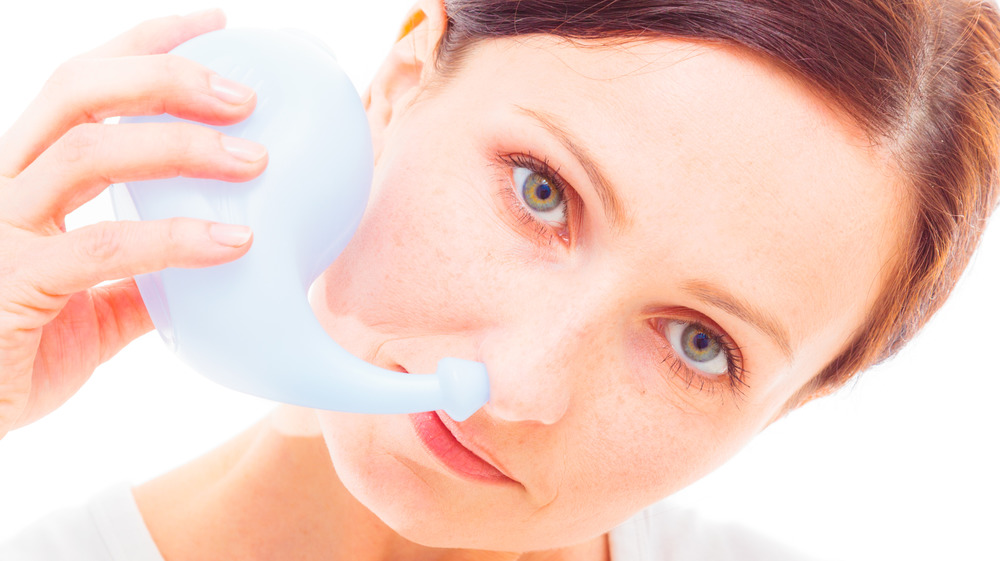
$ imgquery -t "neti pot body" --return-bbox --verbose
[109,28,489,421]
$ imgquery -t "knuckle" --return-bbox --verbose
[40,58,104,124]
[164,123,200,165]
[127,14,186,50]
[44,58,86,94]
[133,16,177,42]
[157,55,206,106]
[0,246,17,284]
[59,124,104,166]
[152,218,196,266]
[129,19,159,38]
[77,222,122,263]
[158,53,189,80]
[162,217,186,249]
[159,14,188,29]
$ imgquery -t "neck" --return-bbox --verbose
[134,406,608,561]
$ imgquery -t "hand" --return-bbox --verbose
[0,10,267,437]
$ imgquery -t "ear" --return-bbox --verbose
[363,0,448,161]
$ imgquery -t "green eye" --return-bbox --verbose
[681,325,721,362]
[522,171,561,211]
[513,167,566,224]
[666,321,728,375]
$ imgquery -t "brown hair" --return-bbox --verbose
[429,0,1000,407]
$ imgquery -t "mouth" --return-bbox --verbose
[409,410,515,485]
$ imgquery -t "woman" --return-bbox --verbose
[1,1,998,559]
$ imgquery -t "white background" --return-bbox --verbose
[0,2,997,560]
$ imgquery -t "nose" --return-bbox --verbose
[477,305,600,425]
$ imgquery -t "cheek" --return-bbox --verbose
[582,398,731,496]
[320,159,501,339]
[315,411,410,496]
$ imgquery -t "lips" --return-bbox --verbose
[409,411,514,484]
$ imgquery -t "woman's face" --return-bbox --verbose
[312,36,903,550]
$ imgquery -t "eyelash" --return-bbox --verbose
[653,318,749,401]
[495,152,576,246]
[494,151,749,401]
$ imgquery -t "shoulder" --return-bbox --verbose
[610,499,833,561]
[0,484,163,561]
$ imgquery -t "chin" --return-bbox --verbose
[315,410,562,551]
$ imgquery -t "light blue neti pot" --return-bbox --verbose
[110,28,489,421]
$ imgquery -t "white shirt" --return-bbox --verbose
[0,485,830,560]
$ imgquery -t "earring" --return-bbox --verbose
[397,9,427,41]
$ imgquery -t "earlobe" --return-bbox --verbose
[365,0,448,159]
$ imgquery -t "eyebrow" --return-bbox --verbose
[683,280,794,360]
[514,105,631,233]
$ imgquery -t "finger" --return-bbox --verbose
[28,218,253,297]
[90,278,155,362]
[0,54,256,177]
[10,278,153,432]
[82,9,226,59]
[5,122,267,228]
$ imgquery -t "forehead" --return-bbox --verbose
[428,36,904,374]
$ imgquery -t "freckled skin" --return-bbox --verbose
[308,34,904,554]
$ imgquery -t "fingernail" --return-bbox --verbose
[221,136,267,162]
[210,74,255,105]
[209,223,252,247]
